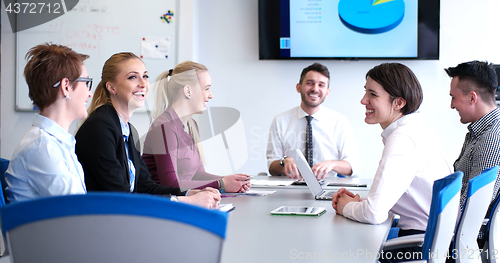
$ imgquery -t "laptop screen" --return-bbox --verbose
[289,149,324,197]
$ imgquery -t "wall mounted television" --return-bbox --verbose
[259,0,439,60]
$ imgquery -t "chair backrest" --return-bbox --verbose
[422,171,463,263]
[454,166,498,263]
[0,193,228,263]
[0,158,9,207]
[487,194,500,263]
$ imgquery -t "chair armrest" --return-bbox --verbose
[383,233,425,250]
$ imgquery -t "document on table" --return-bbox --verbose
[327,182,368,187]
[250,179,293,187]
[237,190,276,196]
[216,203,235,212]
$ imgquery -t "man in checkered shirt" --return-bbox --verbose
[446,61,500,248]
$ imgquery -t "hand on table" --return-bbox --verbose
[223,174,252,193]
[312,160,337,179]
[179,188,221,208]
[186,187,219,196]
[239,179,251,193]
[332,188,360,215]
[282,157,301,179]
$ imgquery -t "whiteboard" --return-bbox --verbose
[16,0,178,111]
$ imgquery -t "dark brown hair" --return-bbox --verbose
[445,61,498,104]
[24,43,89,111]
[366,63,423,115]
[299,63,330,87]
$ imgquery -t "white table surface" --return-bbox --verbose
[220,181,392,263]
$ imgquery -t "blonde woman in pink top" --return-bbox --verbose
[143,62,251,193]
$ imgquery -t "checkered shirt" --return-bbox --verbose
[454,107,500,239]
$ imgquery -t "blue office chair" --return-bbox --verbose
[387,215,401,240]
[0,158,8,257]
[0,193,228,263]
[483,194,500,263]
[453,166,498,263]
[382,171,463,263]
[0,158,9,207]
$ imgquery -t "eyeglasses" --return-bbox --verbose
[53,77,93,91]
[76,77,93,90]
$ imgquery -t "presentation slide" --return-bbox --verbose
[286,0,417,58]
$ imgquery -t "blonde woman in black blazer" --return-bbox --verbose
[75,52,220,208]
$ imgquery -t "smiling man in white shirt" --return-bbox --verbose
[266,63,360,179]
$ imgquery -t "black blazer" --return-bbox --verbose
[75,103,185,196]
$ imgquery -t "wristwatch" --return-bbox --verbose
[170,195,179,202]
[218,178,225,191]
[279,156,288,167]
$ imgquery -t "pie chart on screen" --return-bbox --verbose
[338,0,405,34]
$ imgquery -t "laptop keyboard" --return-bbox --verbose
[324,191,335,197]
[318,191,335,199]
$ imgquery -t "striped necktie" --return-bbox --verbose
[305,115,313,167]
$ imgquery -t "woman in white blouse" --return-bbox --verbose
[5,43,92,202]
[332,63,452,262]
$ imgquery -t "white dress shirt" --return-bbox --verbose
[267,106,360,176]
[5,114,86,202]
[342,113,452,230]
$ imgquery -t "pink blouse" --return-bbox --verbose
[142,107,219,190]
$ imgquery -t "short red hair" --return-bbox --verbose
[24,43,89,111]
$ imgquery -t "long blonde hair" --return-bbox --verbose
[152,61,208,163]
[87,52,141,115]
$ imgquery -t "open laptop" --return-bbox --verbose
[289,149,336,200]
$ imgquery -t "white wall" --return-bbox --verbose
[0,0,196,159]
[192,0,499,177]
[1,0,500,178]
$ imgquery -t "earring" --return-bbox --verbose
[65,95,71,100]
[186,94,191,99]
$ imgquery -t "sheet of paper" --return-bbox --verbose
[215,203,235,212]
[250,180,293,187]
[237,190,276,196]
[141,37,170,59]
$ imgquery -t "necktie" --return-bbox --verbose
[123,135,136,192]
[305,115,313,167]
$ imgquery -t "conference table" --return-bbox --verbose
[220,176,393,263]
[0,176,391,263]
